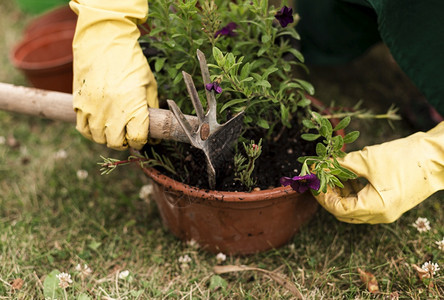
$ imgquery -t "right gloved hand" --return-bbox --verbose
[69,0,158,150]
[314,121,444,224]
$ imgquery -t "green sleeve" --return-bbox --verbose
[295,0,444,115]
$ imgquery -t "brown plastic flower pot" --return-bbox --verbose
[24,5,77,37]
[11,21,75,93]
[142,166,318,255]
[139,97,343,255]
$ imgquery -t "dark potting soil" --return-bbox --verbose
[142,120,316,192]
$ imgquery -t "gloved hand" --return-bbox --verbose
[69,0,158,150]
[314,121,444,224]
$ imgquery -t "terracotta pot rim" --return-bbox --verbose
[11,23,74,71]
[141,164,299,202]
[139,96,343,203]
[25,5,77,37]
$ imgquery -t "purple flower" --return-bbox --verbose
[215,22,238,37]
[205,82,222,94]
[280,173,320,193]
[274,6,294,28]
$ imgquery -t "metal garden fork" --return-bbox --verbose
[167,49,244,189]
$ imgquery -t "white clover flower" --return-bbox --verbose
[56,272,72,289]
[421,261,440,275]
[178,254,192,270]
[216,252,226,264]
[139,184,153,200]
[75,263,92,278]
[186,239,199,249]
[118,270,130,279]
[412,217,431,232]
[76,169,88,180]
[0,136,5,145]
[435,238,444,251]
[178,254,192,264]
[54,149,68,159]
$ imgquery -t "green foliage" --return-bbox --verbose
[99,149,176,176]
[141,0,370,191]
[299,112,359,193]
[234,139,262,191]
[143,0,312,134]
[209,275,228,291]
[43,270,64,299]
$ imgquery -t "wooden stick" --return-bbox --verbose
[0,82,198,143]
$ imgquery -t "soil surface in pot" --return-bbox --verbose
[142,119,316,192]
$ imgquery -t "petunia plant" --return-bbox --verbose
[101,0,398,193]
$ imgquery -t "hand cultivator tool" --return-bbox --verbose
[167,49,244,188]
[0,50,243,188]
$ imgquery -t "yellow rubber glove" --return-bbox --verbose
[315,121,444,224]
[69,0,158,150]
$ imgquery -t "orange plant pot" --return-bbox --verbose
[139,98,342,255]
[11,8,76,93]
[142,166,318,255]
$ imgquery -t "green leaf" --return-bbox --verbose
[297,98,311,107]
[209,275,228,291]
[239,77,254,83]
[256,80,271,88]
[276,29,300,40]
[332,135,344,151]
[193,38,204,45]
[257,118,270,129]
[295,79,314,95]
[213,47,224,64]
[88,240,101,251]
[175,61,186,70]
[257,45,270,56]
[316,143,327,156]
[302,119,316,129]
[343,131,360,144]
[220,98,249,112]
[154,58,166,73]
[43,270,63,299]
[301,133,320,141]
[78,293,93,300]
[337,166,357,179]
[333,116,351,131]
[240,62,251,80]
[330,175,344,188]
[261,34,271,43]
[319,125,329,137]
[285,48,305,63]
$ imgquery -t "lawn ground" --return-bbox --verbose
[0,0,443,299]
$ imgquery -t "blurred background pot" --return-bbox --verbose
[11,10,76,93]
[24,4,77,37]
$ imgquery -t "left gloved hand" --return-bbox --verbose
[69,0,158,150]
[314,121,444,224]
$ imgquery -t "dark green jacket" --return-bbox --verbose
[295,0,444,115]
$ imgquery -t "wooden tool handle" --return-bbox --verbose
[0,82,197,143]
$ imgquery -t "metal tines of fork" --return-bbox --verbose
[167,49,244,189]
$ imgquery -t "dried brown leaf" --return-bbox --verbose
[213,265,304,299]
[11,278,24,290]
[357,268,379,294]
[412,264,431,280]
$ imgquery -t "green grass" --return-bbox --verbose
[1,0,443,299]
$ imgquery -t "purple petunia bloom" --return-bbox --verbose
[274,6,294,28]
[205,82,223,94]
[215,22,238,37]
[280,173,320,193]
